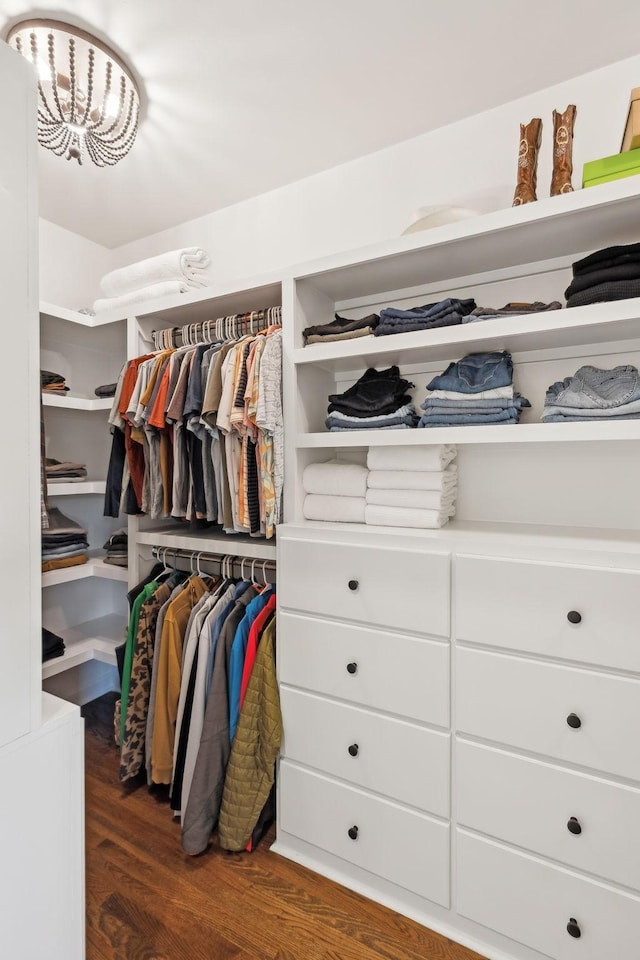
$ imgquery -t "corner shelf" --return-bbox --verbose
[39,301,126,327]
[42,613,127,679]
[42,553,129,588]
[42,394,113,411]
[46,481,106,497]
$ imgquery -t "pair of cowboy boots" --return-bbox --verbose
[512,105,577,206]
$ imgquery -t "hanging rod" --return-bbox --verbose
[151,545,276,584]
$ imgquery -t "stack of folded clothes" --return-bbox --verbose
[45,457,88,483]
[103,528,128,566]
[326,366,419,431]
[94,382,118,399]
[92,247,212,314]
[42,507,89,573]
[303,312,379,345]
[541,363,640,421]
[374,298,476,336]
[565,242,640,308]
[365,445,457,528]
[41,369,69,395]
[302,460,368,523]
[418,351,530,427]
[462,300,562,323]
[42,627,65,663]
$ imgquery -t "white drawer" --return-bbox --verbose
[457,648,640,782]
[281,687,450,816]
[279,760,449,906]
[457,831,640,960]
[457,740,640,890]
[278,536,450,637]
[456,555,640,673]
[278,612,449,727]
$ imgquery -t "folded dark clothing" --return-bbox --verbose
[564,263,640,299]
[328,367,414,415]
[103,555,128,567]
[566,279,640,309]
[94,383,118,398]
[379,298,476,322]
[42,627,65,663]
[41,369,66,386]
[572,242,640,276]
[375,314,466,336]
[103,529,128,550]
[42,533,89,547]
[328,394,413,417]
[303,312,380,342]
[470,301,562,317]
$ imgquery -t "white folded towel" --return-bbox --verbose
[365,504,454,529]
[366,488,456,510]
[367,445,457,472]
[100,247,211,298]
[367,466,457,491]
[93,280,193,315]
[303,460,368,498]
[304,494,366,523]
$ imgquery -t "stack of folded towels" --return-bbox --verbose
[542,363,640,422]
[41,369,69,396]
[45,457,88,483]
[462,300,562,324]
[302,460,368,523]
[418,351,530,427]
[93,247,212,314]
[303,312,380,345]
[103,529,128,566]
[365,446,457,528]
[326,366,419,431]
[42,507,89,573]
[374,298,476,336]
[565,241,640,308]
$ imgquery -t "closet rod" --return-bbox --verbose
[151,545,276,584]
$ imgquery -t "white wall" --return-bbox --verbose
[109,54,640,284]
[39,218,112,308]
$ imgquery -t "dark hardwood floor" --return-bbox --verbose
[83,694,486,960]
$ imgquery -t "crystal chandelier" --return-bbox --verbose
[6,18,140,166]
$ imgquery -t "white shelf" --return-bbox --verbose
[294,300,640,373]
[46,481,106,497]
[297,420,640,448]
[42,553,129,588]
[39,301,126,327]
[42,613,127,679]
[42,394,112,411]
[136,525,277,560]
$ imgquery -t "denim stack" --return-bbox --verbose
[303,311,380,345]
[366,445,457,529]
[542,364,640,422]
[565,242,640,308]
[375,298,476,336]
[326,366,419,431]
[462,300,562,324]
[418,351,530,427]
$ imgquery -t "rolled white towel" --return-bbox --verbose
[93,280,192,315]
[366,488,456,510]
[367,445,457,472]
[304,494,366,523]
[367,466,457,491]
[100,247,211,298]
[303,459,368,498]
[365,503,454,529]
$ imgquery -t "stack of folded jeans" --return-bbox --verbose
[303,312,379,345]
[418,351,530,427]
[565,242,640,307]
[42,507,89,573]
[302,459,368,523]
[103,528,128,566]
[365,445,457,528]
[45,457,88,483]
[462,300,562,323]
[374,298,476,336]
[326,366,419,431]
[541,364,640,421]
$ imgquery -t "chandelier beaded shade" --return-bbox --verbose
[7,18,140,166]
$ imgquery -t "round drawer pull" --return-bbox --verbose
[348,579,359,592]
[348,743,359,757]
[566,713,582,729]
[567,817,582,836]
[567,918,581,939]
[567,610,582,625]
[348,825,359,841]
[346,662,358,675]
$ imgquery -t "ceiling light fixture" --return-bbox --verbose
[6,18,140,166]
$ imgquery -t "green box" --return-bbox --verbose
[583,148,640,188]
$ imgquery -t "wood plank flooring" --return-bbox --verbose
[83,694,487,960]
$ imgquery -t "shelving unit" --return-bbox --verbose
[42,613,128,679]
[42,394,114,411]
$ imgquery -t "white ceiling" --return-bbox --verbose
[2,0,640,249]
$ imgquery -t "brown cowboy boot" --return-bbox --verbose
[512,118,542,206]
[550,104,577,196]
